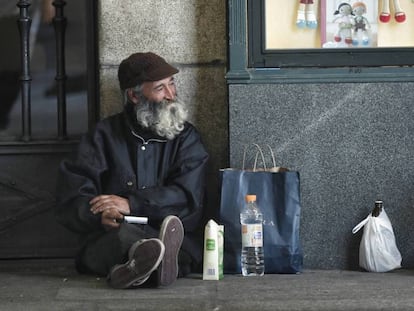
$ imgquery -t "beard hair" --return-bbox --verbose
[134,95,188,140]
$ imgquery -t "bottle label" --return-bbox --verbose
[241,224,263,247]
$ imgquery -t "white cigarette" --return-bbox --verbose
[124,216,148,224]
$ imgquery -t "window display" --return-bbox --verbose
[322,1,378,48]
[265,0,414,50]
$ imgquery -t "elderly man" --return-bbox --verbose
[56,52,209,289]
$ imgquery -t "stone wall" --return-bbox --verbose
[98,0,228,219]
[229,82,414,269]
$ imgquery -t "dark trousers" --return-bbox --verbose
[76,223,193,277]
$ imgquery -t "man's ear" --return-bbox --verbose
[127,89,140,104]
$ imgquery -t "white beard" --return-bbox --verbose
[134,97,188,139]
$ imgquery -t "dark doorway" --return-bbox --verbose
[0,0,98,258]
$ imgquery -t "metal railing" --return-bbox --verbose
[16,0,67,142]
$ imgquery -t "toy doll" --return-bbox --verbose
[380,0,405,23]
[333,3,354,45]
[296,0,318,29]
[352,1,370,46]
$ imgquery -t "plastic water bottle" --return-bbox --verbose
[240,194,264,276]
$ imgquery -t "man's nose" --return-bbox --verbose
[164,85,175,100]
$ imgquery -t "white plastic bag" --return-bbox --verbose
[352,208,402,272]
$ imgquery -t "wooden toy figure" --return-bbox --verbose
[333,3,354,44]
[380,0,405,22]
[296,0,318,29]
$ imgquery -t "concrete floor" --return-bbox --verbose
[1,259,414,311]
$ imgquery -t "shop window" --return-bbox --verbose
[234,0,414,82]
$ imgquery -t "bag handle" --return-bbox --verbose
[243,143,278,171]
[253,144,279,171]
[243,143,267,171]
[352,215,370,234]
[266,144,277,169]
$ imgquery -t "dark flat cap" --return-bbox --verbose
[118,52,179,90]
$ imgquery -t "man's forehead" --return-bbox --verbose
[151,76,175,87]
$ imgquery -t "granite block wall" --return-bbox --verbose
[98,0,228,220]
[98,0,413,270]
[229,82,414,269]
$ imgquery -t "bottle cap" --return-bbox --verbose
[245,194,256,202]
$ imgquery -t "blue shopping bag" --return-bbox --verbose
[219,145,303,274]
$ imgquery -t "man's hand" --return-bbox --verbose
[89,194,131,216]
[101,208,124,229]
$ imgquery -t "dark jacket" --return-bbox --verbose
[56,105,209,263]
